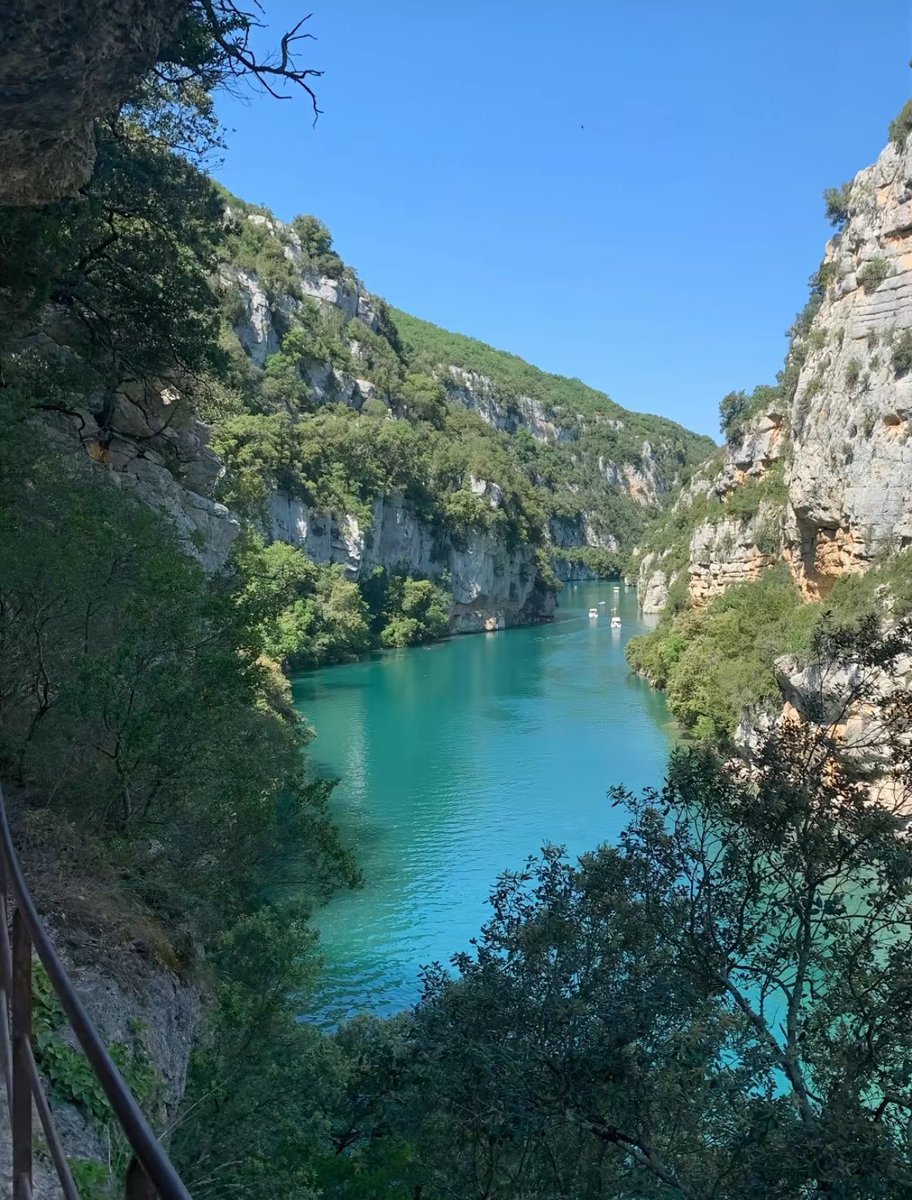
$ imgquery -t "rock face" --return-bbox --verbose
[635,402,786,611]
[446,368,576,444]
[637,552,672,614]
[1,0,183,204]
[40,364,239,573]
[269,491,555,631]
[688,502,781,603]
[0,928,200,1200]
[784,138,912,597]
[635,129,912,618]
[721,412,787,489]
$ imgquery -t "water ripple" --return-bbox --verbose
[293,582,674,1021]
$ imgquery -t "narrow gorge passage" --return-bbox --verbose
[294,582,674,1022]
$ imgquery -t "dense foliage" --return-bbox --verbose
[13,14,912,1200]
[0,426,354,942]
[628,544,912,742]
[176,619,912,1199]
[391,308,715,550]
[626,567,817,739]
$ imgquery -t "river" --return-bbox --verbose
[292,581,674,1022]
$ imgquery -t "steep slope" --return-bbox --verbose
[635,114,912,617]
[630,399,787,614]
[205,195,712,629]
[390,310,714,578]
[785,133,912,595]
[626,108,912,740]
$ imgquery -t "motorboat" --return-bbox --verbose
[610,615,622,629]
[588,607,599,619]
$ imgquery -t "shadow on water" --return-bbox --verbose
[292,581,675,1023]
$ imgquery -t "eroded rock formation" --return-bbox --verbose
[1,0,184,204]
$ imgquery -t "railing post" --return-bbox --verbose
[0,855,14,1120]
[12,909,32,1200]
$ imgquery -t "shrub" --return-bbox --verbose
[626,567,818,739]
[719,390,750,437]
[290,213,344,278]
[888,99,912,149]
[754,518,780,558]
[361,569,452,647]
[822,182,852,229]
[858,257,892,293]
[719,383,780,439]
[806,326,828,351]
[892,329,912,377]
[803,370,826,400]
[722,462,787,522]
[845,358,862,387]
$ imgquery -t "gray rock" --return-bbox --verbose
[784,137,912,596]
[268,490,553,630]
[1,0,183,204]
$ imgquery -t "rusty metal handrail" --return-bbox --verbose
[0,783,193,1200]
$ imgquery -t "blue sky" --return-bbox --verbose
[213,2,912,438]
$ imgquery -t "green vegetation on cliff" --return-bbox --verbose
[628,547,912,741]
[11,20,912,1200]
[627,568,816,739]
[391,308,715,550]
[203,206,714,609]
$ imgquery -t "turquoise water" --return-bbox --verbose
[292,582,674,1021]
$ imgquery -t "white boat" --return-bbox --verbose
[588,607,599,619]
[611,615,622,629]
[598,600,606,607]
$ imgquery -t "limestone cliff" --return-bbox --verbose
[37,364,239,574]
[633,402,786,613]
[212,200,708,625]
[636,124,912,618]
[269,490,554,632]
[628,115,912,755]
[785,137,912,597]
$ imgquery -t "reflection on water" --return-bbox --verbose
[293,582,675,1022]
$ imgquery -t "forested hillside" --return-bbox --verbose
[5,5,912,1197]
[207,190,713,627]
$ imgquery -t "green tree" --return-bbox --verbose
[822,182,852,229]
[889,99,912,149]
[1,123,225,394]
[291,214,344,278]
[235,537,372,669]
[0,437,352,938]
[400,619,912,1198]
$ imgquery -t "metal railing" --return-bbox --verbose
[0,784,193,1200]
